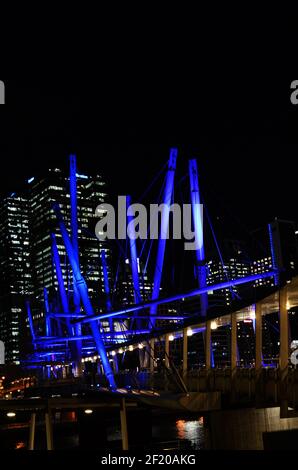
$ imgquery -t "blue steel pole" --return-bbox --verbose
[268,222,279,286]
[189,159,213,365]
[51,233,77,366]
[100,249,113,329]
[127,195,142,331]
[100,249,118,373]
[189,159,208,317]
[51,234,72,324]
[150,149,177,329]
[74,270,277,325]
[53,203,117,390]
[44,288,52,337]
[25,301,36,350]
[70,155,82,373]
[44,287,56,364]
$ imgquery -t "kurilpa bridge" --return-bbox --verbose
[16,149,298,449]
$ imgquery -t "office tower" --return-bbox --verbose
[268,218,298,281]
[206,258,251,306]
[114,258,153,306]
[251,218,298,286]
[28,168,109,301]
[26,167,112,341]
[0,193,33,364]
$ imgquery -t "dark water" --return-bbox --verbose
[0,414,205,450]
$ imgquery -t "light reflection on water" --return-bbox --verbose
[1,415,205,450]
[176,417,204,442]
[152,415,205,449]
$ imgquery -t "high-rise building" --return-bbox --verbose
[268,218,298,281]
[0,193,33,364]
[206,258,251,306]
[28,168,110,306]
[251,218,298,286]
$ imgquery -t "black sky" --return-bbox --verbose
[0,72,297,237]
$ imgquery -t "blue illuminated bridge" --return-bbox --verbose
[9,150,298,450]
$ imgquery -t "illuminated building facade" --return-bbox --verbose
[206,258,250,306]
[28,168,111,330]
[0,194,33,364]
[29,169,109,298]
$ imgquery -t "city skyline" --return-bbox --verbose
[1,74,298,453]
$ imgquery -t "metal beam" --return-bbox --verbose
[101,249,113,332]
[44,288,52,337]
[150,148,177,328]
[74,270,277,325]
[49,313,185,320]
[26,301,36,350]
[189,159,208,317]
[51,233,72,333]
[127,194,142,331]
[70,154,82,372]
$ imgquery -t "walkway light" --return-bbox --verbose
[169,334,174,341]
[84,409,93,415]
[138,343,144,349]
[187,328,193,337]
[111,351,116,356]
[128,345,134,351]
[7,412,16,418]
[211,321,218,330]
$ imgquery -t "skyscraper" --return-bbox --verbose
[28,168,109,304]
[0,193,33,364]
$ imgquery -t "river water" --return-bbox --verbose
[0,413,205,450]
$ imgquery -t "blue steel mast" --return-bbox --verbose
[150,148,177,329]
[51,233,78,366]
[127,195,143,330]
[100,249,113,331]
[188,159,208,317]
[44,287,52,337]
[53,203,117,390]
[26,300,36,351]
[69,155,82,375]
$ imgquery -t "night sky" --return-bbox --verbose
[0,74,297,237]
